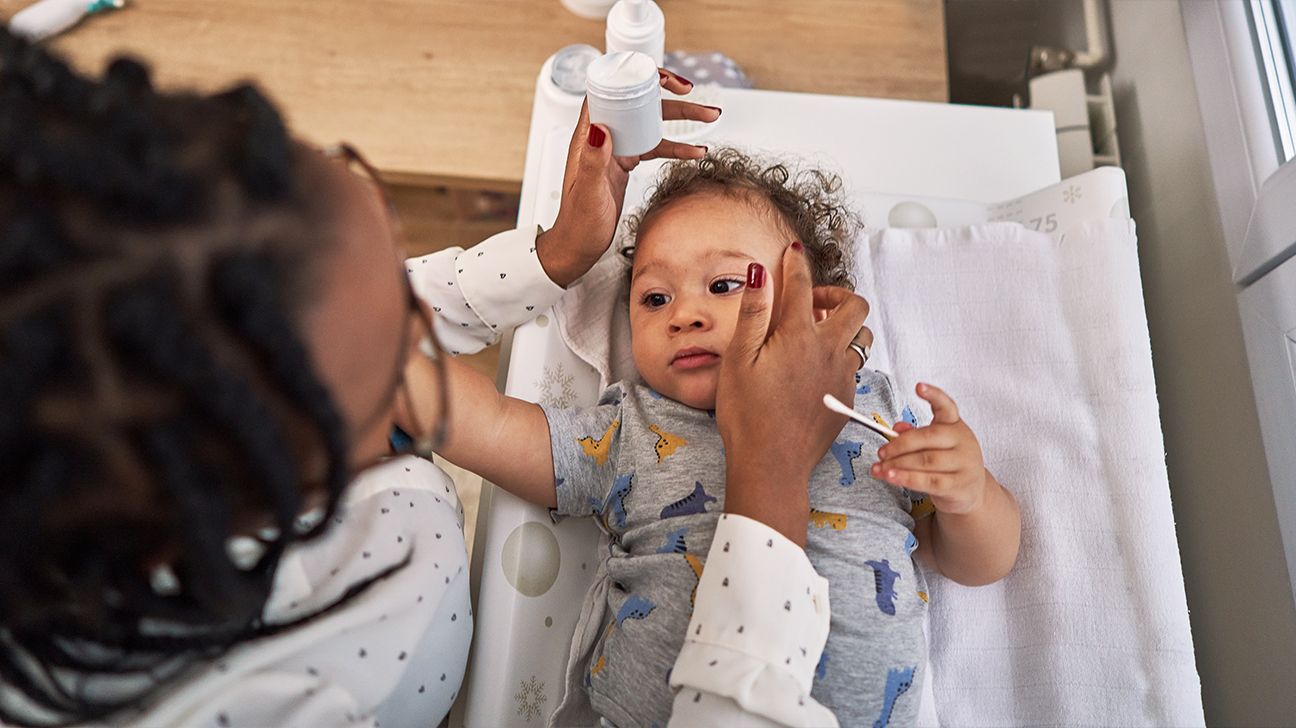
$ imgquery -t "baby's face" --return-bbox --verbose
[629,192,791,410]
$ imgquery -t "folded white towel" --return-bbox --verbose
[865,219,1201,726]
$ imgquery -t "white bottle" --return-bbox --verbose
[604,0,665,67]
[560,0,617,20]
[585,51,663,157]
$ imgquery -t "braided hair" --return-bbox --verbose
[1,28,361,724]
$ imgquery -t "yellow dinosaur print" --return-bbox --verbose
[871,412,891,430]
[577,419,620,465]
[809,508,848,531]
[684,553,705,605]
[910,498,936,520]
[917,591,929,603]
[647,424,687,463]
[591,654,607,677]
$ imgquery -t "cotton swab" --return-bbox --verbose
[821,393,899,441]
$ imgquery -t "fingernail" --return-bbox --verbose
[747,262,766,289]
[676,73,694,87]
[659,70,669,82]
[878,448,888,459]
[588,125,606,148]
[705,105,723,116]
[791,241,804,252]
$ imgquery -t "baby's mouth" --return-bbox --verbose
[670,347,720,370]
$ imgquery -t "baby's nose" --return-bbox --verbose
[668,310,710,333]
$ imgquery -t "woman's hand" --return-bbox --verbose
[536,70,721,287]
[715,243,872,546]
[872,383,989,515]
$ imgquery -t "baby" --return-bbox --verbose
[429,149,1020,727]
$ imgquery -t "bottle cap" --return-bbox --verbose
[550,44,602,95]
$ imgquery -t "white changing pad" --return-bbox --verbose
[545,168,1204,725]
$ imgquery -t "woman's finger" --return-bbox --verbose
[567,99,594,158]
[873,450,961,475]
[637,138,708,162]
[725,262,774,362]
[661,99,722,123]
[658,68,695,95]
[917,382,961,424]
[816,291,870,351]
[776,242,816,332]
[877,424,960,459]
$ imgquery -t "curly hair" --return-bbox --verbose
[623,147,861,289]
[0,28,368,725]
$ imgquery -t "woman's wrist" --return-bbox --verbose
[724,460,812,548]
[534,224,600,288]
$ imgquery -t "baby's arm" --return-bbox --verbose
[411,355,557,509]
[872,382,1020,586]
[910,470,1019,586]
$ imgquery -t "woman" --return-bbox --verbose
[0,27,869,727]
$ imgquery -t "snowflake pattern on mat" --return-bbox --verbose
[514,674,546,722]
[536,364,578,408]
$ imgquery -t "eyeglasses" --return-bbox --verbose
[322,143,449,462]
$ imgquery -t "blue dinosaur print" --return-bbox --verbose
[830,440,864,486]
[873,666,916,728]
[588,473,634,529]
[855,372,872,395]
[904,532,917,555]
[815,650,830,681]
[616,594,656,626]
[899,405,919,428]
[656,527,688,554]
[865,558,900,616]
[660,481,717,519]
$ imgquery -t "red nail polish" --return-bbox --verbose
[588,125,606,148]
[791,241,804,252]
[659,70,670,82]
[747,262,766,289]
[676,73,693,87]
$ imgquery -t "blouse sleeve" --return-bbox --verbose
[668,514,839,728]
[405,226,565,356]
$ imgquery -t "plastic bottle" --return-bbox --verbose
[560,0,617,20]
[604,0,665,66]
[585,51,663,157]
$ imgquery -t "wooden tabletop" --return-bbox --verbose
[6,0,947,190]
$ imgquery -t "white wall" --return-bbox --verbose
[1107,1,1296,723]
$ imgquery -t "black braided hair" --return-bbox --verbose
[0,27,362,725]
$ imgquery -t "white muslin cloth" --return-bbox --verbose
[553,217,1203,726]
[860,219,1201,726]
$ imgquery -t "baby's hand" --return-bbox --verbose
[871,383,988,516]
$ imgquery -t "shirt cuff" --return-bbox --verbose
[455,226,564,333]
[670,514,837,728]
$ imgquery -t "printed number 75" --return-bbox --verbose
[1029,213,1058,232]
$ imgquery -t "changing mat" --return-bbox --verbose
[551,169,1205,725]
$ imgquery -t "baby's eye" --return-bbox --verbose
[709,278,744,295]
[641,292,671,309]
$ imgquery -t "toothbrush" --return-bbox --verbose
[9,0,126,43]
[822,393,899,441]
